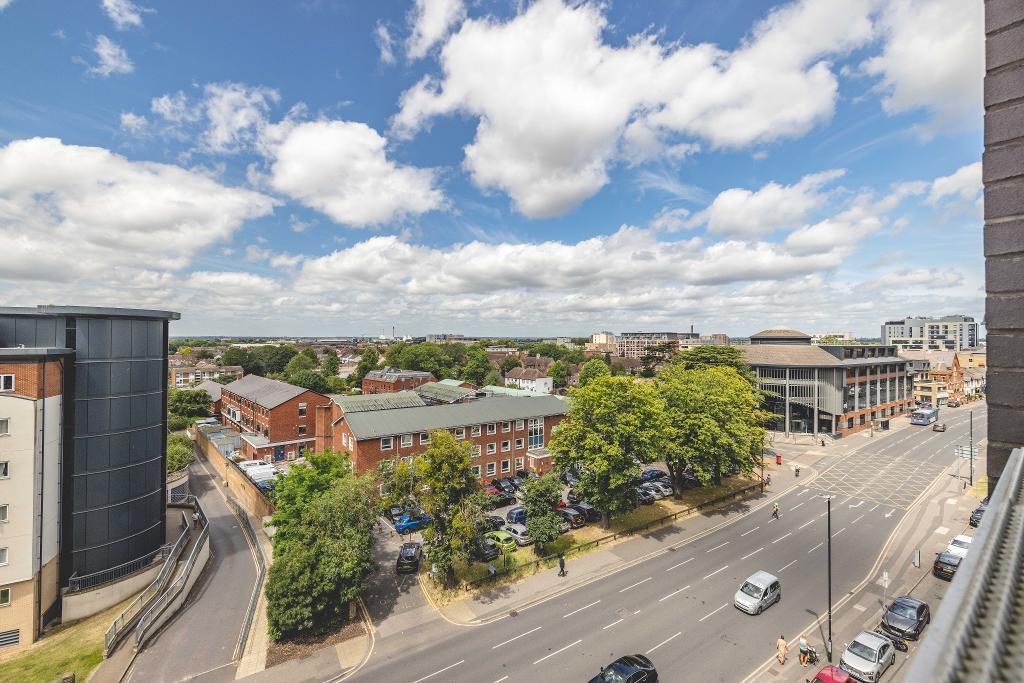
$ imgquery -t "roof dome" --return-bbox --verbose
[751,327,811,338]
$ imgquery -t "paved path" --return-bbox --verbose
[126,455,260,683]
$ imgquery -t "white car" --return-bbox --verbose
[840,631,897,682]
[945,534,972,559]
[639,482,667,500]
[501,523,533,546]
[646,480,674,496]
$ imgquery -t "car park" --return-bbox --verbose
[932,551,962,580]
[481,515,506,531]
[646,480,674,496]
[945,534,972,559]
[572,502,602,522]
[502,523,533,545]
[969,501,987,527]
[484,530,518,553]
[485,491,517,509]
[396,542,422,573]
[589,654,658,683]
[395,512,432,534]
[880,596,930,640]
[839,631,896,682]
[932,422,947,432]
[506,506,527,525]
[639,482,667,500]
[238,459,270,471]
[635,487,656,505]
[473,537,500,562]
[492,479,516,494]
[559,507,586,528]
[641,468,670,482]
[734,571,781,615]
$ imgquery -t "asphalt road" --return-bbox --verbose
[353,406,985,683]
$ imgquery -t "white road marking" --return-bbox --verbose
[869,504,880,512]
[946,498,958,504]
[820,511,829,518]
[772,532,792,544]
[741,547,764,560]
[493,677,509,683]
[699,603,729,622]
[666,558,694,571]
[619,577,652,593]
[808,542,823,554]
[790,502,805,511]
[492,626,542,649]
[796,489,809,497]
[645,631,682,655]
[935,526,950,535]
[832,527,847,538]
[851,514,864,525]
[885,509,895,518]
[533,640,582,665]
[740,526,760,537]
[562,601,600,618]
[411,660,465,683]
[602,619,624,630]
[853,604,867,612]
[707,541,730,553]
[703,565,729,580]
[658,585,691,602]
[779,559,798,572]
[799,520,814,530]
[841,497,852,505]
[848,500,863,509]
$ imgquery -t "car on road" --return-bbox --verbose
[588,654,658,683]
[932,422,947,432]
[472,537,500,562]
[572,502,602,522]
[945,534,972,559]
[558,507,586,528]
[641,468,670,482]
[880,596,930,640]
[969,501,987,527]
[395,512,432,534]
[395,542,422,574]
[839,631,896,682]
[932,551,962,580]
[734,571,781,615]
[635,487,656,505]
[506,506,527,525]
[484,530,518,554]
[810,665,853,683]
[502,523,533,545]
[947,400,961,408]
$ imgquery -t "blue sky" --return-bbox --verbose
[0,0,984,337]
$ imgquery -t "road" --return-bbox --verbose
[352,405,986,683]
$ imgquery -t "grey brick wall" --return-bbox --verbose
[985,0,1024,495]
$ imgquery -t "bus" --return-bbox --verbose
[911,406,939,425]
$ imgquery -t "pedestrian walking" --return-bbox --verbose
[191,511,199,529]
[777,635,789,665]
[772,503,780,519]
[798,636,809,667]
[820,438,826,447]
[557,553,566,577]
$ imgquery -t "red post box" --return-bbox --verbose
[776,453,783,466]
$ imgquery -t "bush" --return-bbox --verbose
[167,413,190,431]
[167,442,195,473]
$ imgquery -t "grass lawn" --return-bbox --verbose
[0,597,134,682]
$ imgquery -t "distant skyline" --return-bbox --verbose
[0,1,984,337]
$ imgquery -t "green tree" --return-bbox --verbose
[196,349,214,360]
[321,352,341,377]
[377,458,419,513]
[460,346,492,385]
[500,355,522,374]
[289,370,328,394]
[168,388,211,417]
[222,347,264,376]
[178,346,193,356]
[271,449,352,550]
[167,413,190,431]
[669,345,757,387]
[326,375,347,393]
[285,353,317,377]
[818,335,843,345]
[417,430,478,587]
[482,368,503,387]
[521,473,563,554]
[550,376,669,527]
[166,436,195,473]
[351,347,381,386]
[577,358,611,387]
[254,344,298,374]
[547,360,571,388]
[301,347,319,362]
[658,364,767,489]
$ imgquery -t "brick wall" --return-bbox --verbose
[361,374,434,394]
[984,0,1024,493]
[221,387,325,443]
[0,358,63,399]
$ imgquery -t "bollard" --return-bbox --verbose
[794,467,801,477]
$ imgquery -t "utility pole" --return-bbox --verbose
[827,496,833,663]
[969,409,974,487]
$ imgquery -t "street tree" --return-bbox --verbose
[547,359,571,387]
[168,388,211,417]
[521,473,563,554]
[669,345,757,387]
[577,358,610,387]
[166,434,195,473]
[550,376,669,527]
[271,449,353,550]
[377,458,419,513]
[461,346,492,386]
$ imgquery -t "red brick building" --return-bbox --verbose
[315,393,567,479]
[220,374,328,461]
[361,367,436,394]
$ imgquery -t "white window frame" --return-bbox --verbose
[502,421,512,433]
[486,423,497,435]
[515,419,525,431]
[501,440,511,453]
[298,402,307,417]
[472,444,482,458]
[486,462,496,476]
[0,418,7,437]
[455,427,466,440]
[419,432,431,444]
[0,375,12,392]
[380,436,394,451]
[0,548,7,566]
[400,434,413,448]
[487,443,496,455]
[0,505,6,523]
[471,425,482,437]
[297,425,307,436]
[515,456,524,470]
[501,459,511,473]
[471,465,481,479]
[515,438,525,450]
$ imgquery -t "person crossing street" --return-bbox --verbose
[772,502,780,519]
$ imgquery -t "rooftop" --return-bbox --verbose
[749,327,812,339]
[506,367,545,380]
[413,381,476,403]
[364,366,435,383]
[330,391,427,413]
[740,344,843,367]
[0,305,180,320]
[222,374,317,409]
[0,347,74,358]
[195,379,224,402]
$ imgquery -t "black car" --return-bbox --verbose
[480,515,506,532]
[635,487,655,505]
[589,654,658,683]
[472,537,500,562]
[485,491,517,510]
[572,502,602,522]
[933,551,962,580]
[509,475,524,489]
[880,596,930,640]
[492,478,516,494]
[396,542,422,574]
[641,468,670,482]
[558,507,587,528]
[969,502,987,527]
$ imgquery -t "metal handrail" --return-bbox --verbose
[228,498,266,660]
[69,544,169,593]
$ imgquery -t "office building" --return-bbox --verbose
[617,331,698,359]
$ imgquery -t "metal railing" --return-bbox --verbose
[467,480,763,587]
[69,544,170,594]
[228,497,266,660]
[103,507,192,655]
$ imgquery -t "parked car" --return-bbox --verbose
[482,483,501,495]
[561,468,580,486]
[472,537,500,562]
[508,475,524,490]
[238,459,270,471]
[501,523,533,546]
[947,400,961,408]
[485,492,517,509]
[880,596,930,640]
[932,422,947,432]
[635,487,656,505]
[506,506,527,525]
[396,542,422,574]
[677,472,701,489]
[945,534,972,559]
[492,479,516,494]
[255,480,276,495]
[639,482,667,500]
[839,631,896,683]
[555,516,571,534]
[588,654,658,683]
[645,480,674,496]
[641,468,670,482]
[932,551,962,580]
[810,665,853,683]
[733,571,781,615]
[558,507,586,528]
[572,502,602,523]
[481,515,506,532]
[969,501,987,527]
[567,488,582,504]
[395,512,432,534]
[484,530,518,554]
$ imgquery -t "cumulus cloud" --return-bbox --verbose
[88,35,134,77]
[119,111,148,135]
[861,0,983,133]
[101,0,148,30]
[375,22,396,65]
[406,0,465,60]
[150,83,279,153]
[928,161,982,204]
[392,0,876,218]
[0,1,16,10]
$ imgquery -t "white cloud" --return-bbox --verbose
[288,214,315,233]
[928,161,982,204]
[264,119,445,227]
[119,111,148,135]
[406,0,465,61]
[151,91,198,124]
[0,0,16,10]
[245,244,271,262]
[861,0,983,132]
[649,207,691,233]
[392,0,876,218]
[201,82,280,153]
[88,35,134,77]
[375,22,396,65]
[101,0,148,30]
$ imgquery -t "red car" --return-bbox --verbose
[482,484,500,495]
[811,665,852,683]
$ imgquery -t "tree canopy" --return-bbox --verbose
[321,351,341,377]
[547,359,571,387]
[577,358,611,387]
[350,347,381,386]
[460,346,492,386]
[271,449,353,551]
[500,355,522,374]
[669,345,757,387]
[168,388,211,417]
[288,369,329,394]
[522,473,563,553]
[284,353,318,377]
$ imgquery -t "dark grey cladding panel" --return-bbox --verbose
[0,314,64,348]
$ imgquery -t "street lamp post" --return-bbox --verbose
[826,496,833,662]
[969,409,974,487]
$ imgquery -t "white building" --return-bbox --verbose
[504,367,554,394]
[881,316,980,351]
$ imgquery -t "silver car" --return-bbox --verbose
[734,571,781,615]
[646,480,674,496]
[501,523,533,546]
[840,631,896,682]
[639,482,667,500]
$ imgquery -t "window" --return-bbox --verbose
[502,421,511,433]
[420,432,431,445]
[486,462,496,476]
[515,419,525,431]
[287,451,296,461]
[471,425,482,437]
[0,419,7,436]
[455,427,466,440]
[471,465,481,479]
[400,434,413,448]
[515,438,525,450]
[298,425,307,436]
[501,440,511,452]
[515,457,524,470]
[0,548,6,566]
[501,459,511,473]
[528,418,544,449]
[0,375,12,392]
[486,423,496,435]
[472,444,482,458]
[381,436,394,451]
[0,505,6,523]
[298,402,307,417]
[487,443,497,455]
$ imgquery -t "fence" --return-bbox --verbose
[228,497,267,661]
[68,541,172,594]
[467,480,763,588]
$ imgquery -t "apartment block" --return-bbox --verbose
[881,315,980,351]
[169,362,243,387]
[220,374,327,462]
[616,331,698,359]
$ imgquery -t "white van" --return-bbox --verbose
[734,571,781,615]
[237,459,269,471]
